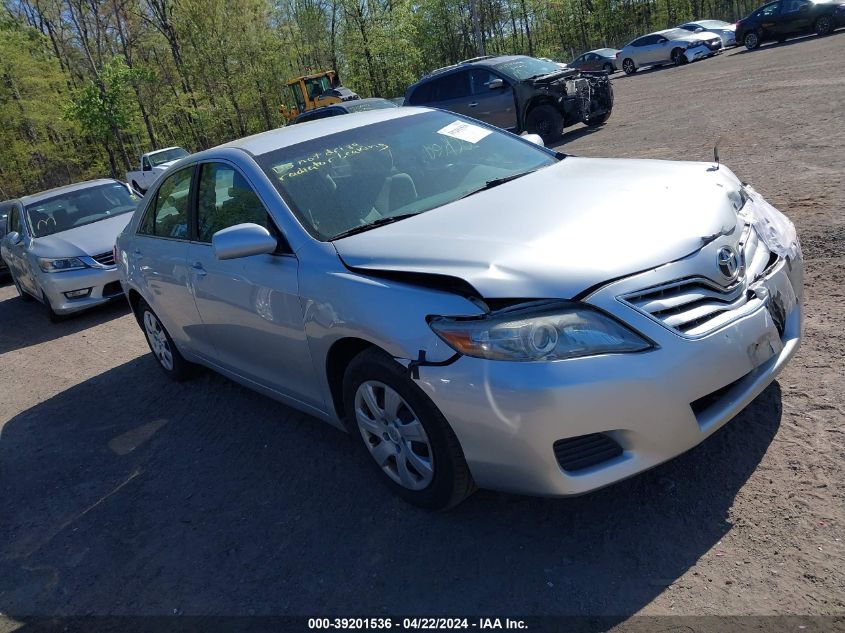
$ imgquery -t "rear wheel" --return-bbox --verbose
[815,15,833,35]
[343,348,475,510]
[622,58,636,74]
[138,299,197,381]
[525,105,564,145]
[744,31,760,49]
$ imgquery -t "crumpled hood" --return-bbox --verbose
[31,213,133,258]
[334,157,745,299]
[676,30,721,43]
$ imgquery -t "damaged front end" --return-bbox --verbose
[528,68,614,125]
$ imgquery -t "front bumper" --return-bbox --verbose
[38,265,125,314]
[417,251,803,497]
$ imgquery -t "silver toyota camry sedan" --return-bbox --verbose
[116,107,803,509]
[1,179,138,321]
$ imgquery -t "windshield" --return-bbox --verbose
[345,100,398,113]
[256,111,558,241]
[25,183,138,238]
[148,148,188,167]
[493,57,563,80]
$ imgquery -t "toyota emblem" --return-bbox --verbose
[717,246,740,280]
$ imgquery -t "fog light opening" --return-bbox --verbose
[65,288,92,299]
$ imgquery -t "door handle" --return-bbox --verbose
[191,262,207,277]
[468,102,479,108]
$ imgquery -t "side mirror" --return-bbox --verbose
[5,231,21,245]
[486,78,505,90]
[521,133,545,147]
[142,163,151,172]
[212,223,277,260]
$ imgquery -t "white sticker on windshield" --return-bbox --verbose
[437,120,492,144]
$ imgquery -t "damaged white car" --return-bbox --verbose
[116,108,803,509]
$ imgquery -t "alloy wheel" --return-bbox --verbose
[816,16,832,35]
[745,32,759,49]
[623,59,635,74]
[143,310,174,371]
[354,380,434,491]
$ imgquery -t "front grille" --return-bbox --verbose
[554,433,623,472]
[620,224,779,337]
[92,251,115,266]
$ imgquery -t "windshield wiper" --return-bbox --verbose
[331,213,419,240]
[460,169,540,200]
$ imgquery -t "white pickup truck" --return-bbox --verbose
[126,147,189,194]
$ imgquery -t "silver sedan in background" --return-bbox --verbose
[117,107,802,509]
[0,179,137,321]
[678,19,738,47]
[618,28,723,74]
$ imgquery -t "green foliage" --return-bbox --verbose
[0,0,762,198]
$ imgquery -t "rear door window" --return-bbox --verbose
[431,72,471,101]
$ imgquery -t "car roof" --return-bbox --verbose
[20,179,123,206]
[214,107,430,156]
[417,55,532,81]
[342,97,397,109]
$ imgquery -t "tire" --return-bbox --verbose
[585,110,612,127]
[671,48,686,65]
[137,299,197,381]
[602,62,613,73]
[525,105,564,144]
[41,291,67,323]
[342,348,476,510]
[622,58,636,74]
[744,31,760,49]
[12,275,33,302]
[815,15,833,36]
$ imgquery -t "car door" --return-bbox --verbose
[466,69,517,131]
[140,155,155,189]
[2,203,38,295]
[186,160,321,408]
[649,35,674,63]
[755,1,783,37]
[777,0,812,34]
[628,36,652,65]
[132,165,203,353]
[585,53,601,70]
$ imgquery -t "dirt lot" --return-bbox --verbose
[1,33,844,629]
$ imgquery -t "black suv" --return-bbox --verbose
[736,0,845,49]
[404,55,614,144]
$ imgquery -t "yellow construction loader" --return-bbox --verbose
[280,71,359,123]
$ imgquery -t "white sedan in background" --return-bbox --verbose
[618,28,723,74]
[678,19,738,47]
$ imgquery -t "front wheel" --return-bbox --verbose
[41,290,67,323]
[622,58,636,74]
[744,31,760,49]
[343,348,475,510]
[671,48,686,65]
[525,105,564,144]
[602,62,614,73]
[585,110,612,127]
[12,275,33,302]
[815,15,833,35]
[138,299,197,381]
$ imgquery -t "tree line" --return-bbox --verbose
[1,0,761,198]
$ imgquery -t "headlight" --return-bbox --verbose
[429,301,653,362]
[38,257,87,273]
[686,41,699,48]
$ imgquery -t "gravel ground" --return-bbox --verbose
[1,32,843,629]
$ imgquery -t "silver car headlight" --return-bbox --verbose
[429,301,653,361]
[38,257,88,273]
